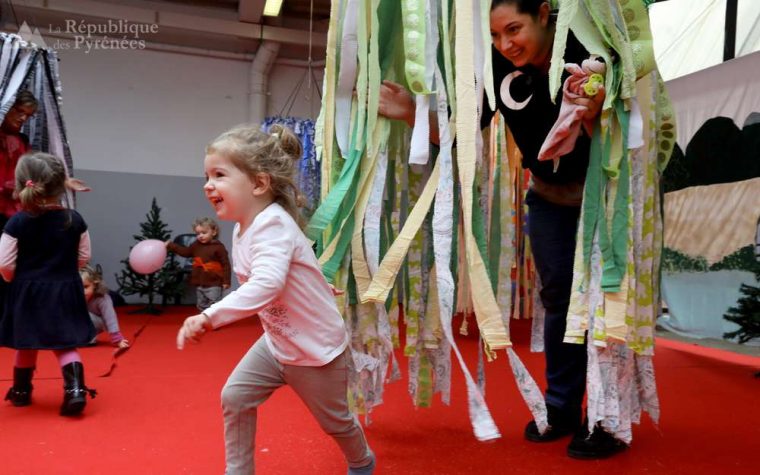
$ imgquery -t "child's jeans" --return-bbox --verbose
[196,286,223,311]
[221,336,372,475]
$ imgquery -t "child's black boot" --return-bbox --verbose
[60,362,97,416]
[4,367,34,406]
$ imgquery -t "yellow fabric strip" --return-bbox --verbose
[350,123,391,296]
[423,265,442,348]
[316,0,342,201]
[362,159,440,304]
[455,0,509,352]
[601,279,628,343]
[350,0,386,296]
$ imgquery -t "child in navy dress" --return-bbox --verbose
[0,152,96,416]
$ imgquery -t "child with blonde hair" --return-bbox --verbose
[166,216,230,311]
[80,265,130,349]
[0,152,96,416]
[177,124,375,474]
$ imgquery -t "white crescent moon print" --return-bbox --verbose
[500,70,532,110]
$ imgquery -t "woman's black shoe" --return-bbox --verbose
[524,404,581,442]
[567,424,628,459]
[4,367,34,407]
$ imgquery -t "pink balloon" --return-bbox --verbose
[129,239,167,275]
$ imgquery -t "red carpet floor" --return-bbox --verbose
[0,305,757,474]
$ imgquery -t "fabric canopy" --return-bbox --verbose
[650,0,760,82]
[664,49,760,148]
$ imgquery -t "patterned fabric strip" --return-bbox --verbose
[432,63,499,440]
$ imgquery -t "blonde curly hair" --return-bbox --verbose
[206,124,305,226]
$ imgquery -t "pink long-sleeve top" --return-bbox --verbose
[203,203,348,367]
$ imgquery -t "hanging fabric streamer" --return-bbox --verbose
[0,33,76,190]
[308,0,673,446]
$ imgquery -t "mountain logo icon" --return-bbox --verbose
[16,21,48,49]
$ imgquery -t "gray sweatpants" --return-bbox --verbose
[221,336,372,475]
[196,286,223,311]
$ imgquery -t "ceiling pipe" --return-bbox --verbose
[249,40,280,125]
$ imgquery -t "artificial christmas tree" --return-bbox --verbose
[115,198,184,314]
[723,270,760,345]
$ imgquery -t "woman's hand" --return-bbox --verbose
[177,313,212,349]
[574,85,605,135]
[378,80,415,127]
[574,85,605,120]
[65,177,91,192]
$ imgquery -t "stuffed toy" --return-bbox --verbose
[538,55,607,169]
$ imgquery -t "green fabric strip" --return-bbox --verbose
[600,101,630,292]
[489,152,502,294]
[582,123,604,281]
[471,181,491,286]
[401,0,430,94]
[307,111,361,242]
[416,352,433,407]
[347,260,358,305]
[377,0,402,75]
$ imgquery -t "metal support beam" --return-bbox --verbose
[724,0,738,61]
[239,0,266,24]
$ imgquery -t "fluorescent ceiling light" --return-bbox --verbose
[263,0,284,17]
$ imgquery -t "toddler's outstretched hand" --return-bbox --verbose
[177,314,212,350]
[116,339,130,350]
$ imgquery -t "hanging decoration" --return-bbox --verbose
[0,31,76,203]
[261,117,320,218]
[307,0,673,445]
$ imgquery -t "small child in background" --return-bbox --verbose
[80,265,130,349]
[176,124,375,474]
[0,152,96,416]
[166,217,230,311]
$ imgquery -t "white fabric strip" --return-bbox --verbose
[628,98,644,150]
[432,65,500,441]
[335,0,359,158]
[408,94,431,165]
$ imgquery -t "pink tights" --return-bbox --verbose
[14,349,81,368]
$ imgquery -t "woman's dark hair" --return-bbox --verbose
[491,0,546,16]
